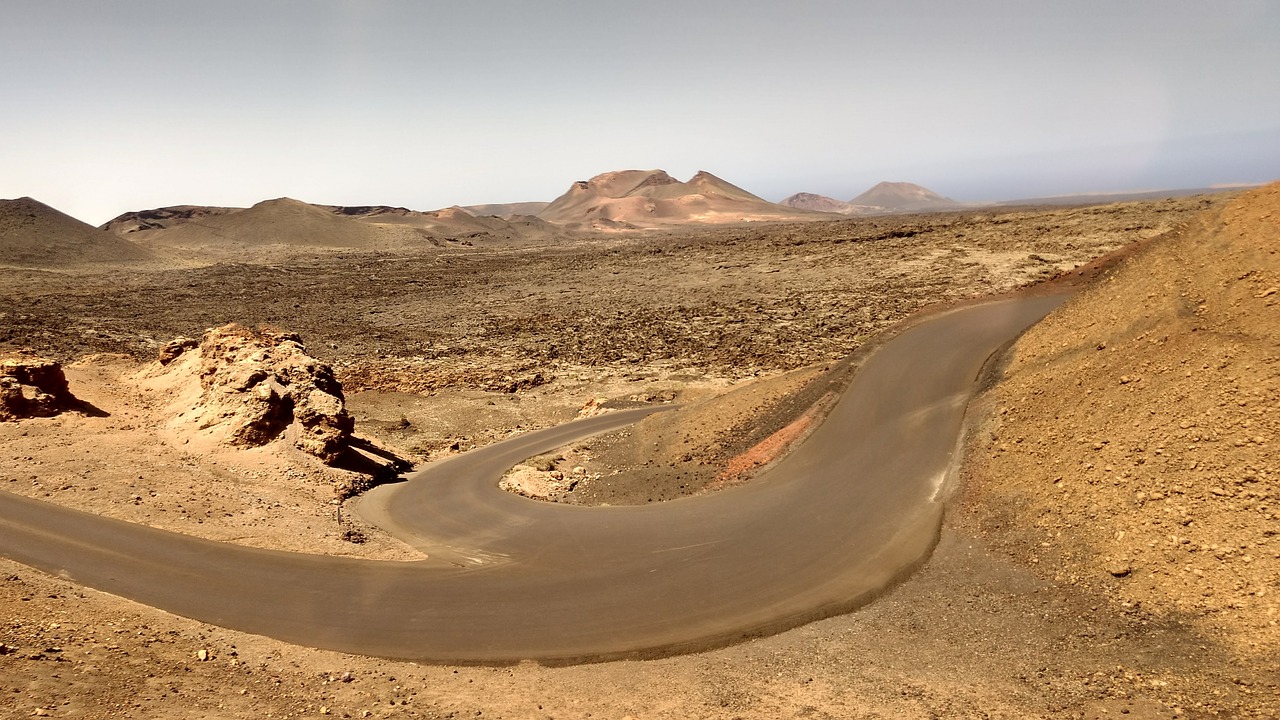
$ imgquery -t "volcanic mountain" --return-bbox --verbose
[100,205,241,236]
[103,199,560,260]
[537,170,829,229]
[0,197,156,268]
[779,193,864,215]
[850,182,958,212]
[327,205,561,241]
[109,198,413,254]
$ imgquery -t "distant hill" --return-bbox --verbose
[779,193,865,215]
[100,205,242,236]
[993,185,1258,207]
[537,170,829,229]
[126,197,410,251]
[101,198,564,261]
[849,182,958,212]
[0,197,156,268]
[780,183,959,215]
[460,202,550,219]
[329,204,563,241]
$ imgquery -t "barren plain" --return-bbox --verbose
[2,189,1277,718]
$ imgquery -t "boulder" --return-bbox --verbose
[0,354,76,421]
[190,324,354,464]
[157,336,199,365]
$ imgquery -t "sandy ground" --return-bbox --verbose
[3,192,1275,717]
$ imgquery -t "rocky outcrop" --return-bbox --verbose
[0,355,77,421]
[157,337,199,365]
[169,325,354,464]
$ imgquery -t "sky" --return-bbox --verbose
[2,1,1278,225]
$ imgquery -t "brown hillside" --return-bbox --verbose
[537,169,828,229]
[330,204,559,241]
[0,197,156,268]
[132,197,425,255]
[460,201,551,219]
[683,170,769,203]
[967,183,1280,668]
[100,205,241,237]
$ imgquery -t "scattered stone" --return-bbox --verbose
[1108,561,1132,578]
[499,464,579,500]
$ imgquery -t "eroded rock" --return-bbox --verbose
[0,354,76,421]
[157,336,199,365]
[191,324,354,463]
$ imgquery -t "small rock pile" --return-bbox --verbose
[0,354,76,421]
[165,325,354,464]
[499,464,593,502]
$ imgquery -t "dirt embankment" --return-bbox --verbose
[963,183,1280,710]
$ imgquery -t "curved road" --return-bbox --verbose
[0,295,1064,663]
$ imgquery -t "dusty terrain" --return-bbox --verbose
[3,189,1276,717]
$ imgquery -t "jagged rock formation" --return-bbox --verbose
[0,354,77,421]
[164,325,354,464]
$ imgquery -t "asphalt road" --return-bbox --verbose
[0,294,1064,663]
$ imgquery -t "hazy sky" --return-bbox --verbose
[3,1,1277,224]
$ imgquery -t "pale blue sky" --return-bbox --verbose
[2,1,1277,224]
